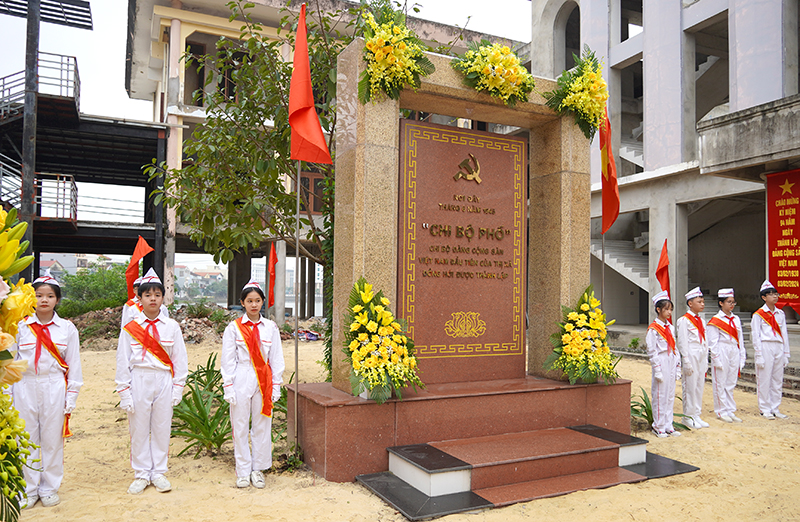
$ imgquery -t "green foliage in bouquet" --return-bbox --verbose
[451,39,535,106]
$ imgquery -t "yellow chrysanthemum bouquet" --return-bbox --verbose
[544,285,621,385]
[0,207,37,518]
[451,40,535,106]
[543,45,608,140]
[357,7,434,103]
[343,277,423,404]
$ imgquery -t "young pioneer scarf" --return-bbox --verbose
[123,320,175,376]
[29,321,73,438]
[235,317,274,417]
[754,309,783,338]
[683,313,706,343]
[708,316,739,342]
[648,321,676,353]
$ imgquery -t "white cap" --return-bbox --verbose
[718,288,734,298]
[33,268,60,287]
[652,290,669,305]
[760,280,776,293]
[134,276,143,286]
[685,286,703,300]
[242,279,262,292]
[140,267,162,285]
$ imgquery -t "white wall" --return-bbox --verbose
[590,255,643,324]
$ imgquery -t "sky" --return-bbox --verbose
[0,0,532,270]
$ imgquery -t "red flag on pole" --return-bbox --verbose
[656,239,670,297]
[268,242,278,308]
[600,107,620,234]
[126,236,154,299]
[289,4,332,164]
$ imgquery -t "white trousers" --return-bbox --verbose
[128,368,172,481]
[651,350,678,433]
[756,341,785,414]
[712,344,740,417]
[14,373,66,497]
[681,345,708,418]
[231,365,273,478]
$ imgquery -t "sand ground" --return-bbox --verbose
[21,340,800,522]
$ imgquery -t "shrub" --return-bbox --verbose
[630,386,690,432]
[628,337,641,350]
[58,297,123,319]
[61,263,127,304]
[185,299,213,319]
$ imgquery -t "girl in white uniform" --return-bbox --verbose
[14,274,82,509]
[645,290,681,438]
[676,286,709,429]
[751,280,790,419]
[221,280,285,488]
[708,288,746,423]
[116,268,187,495]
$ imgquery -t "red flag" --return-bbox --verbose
[126,236,154,299]
[600,107,619,234]
[289,4,332,164]
[268,242,278,308]
[656,239,670,297]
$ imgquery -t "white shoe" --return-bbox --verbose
[152,475,171,493]
[718,414,733,423]
[40,494,60,507]
[127,478,149,495]
[730,414,743,423]
[652,429,668,438]
[773,411,788,419]
[695,417,710,428]
[22,494,38,509]
[236,476,250,488]
[762,412,775,419]
[667,429,682,437]
[250,470,266,489]
[683,417,696,429]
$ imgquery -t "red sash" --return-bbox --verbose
[126,299,143,313]
[708,316,739,342]
[648,321,676,353]
[235,317,273,417]
[124,320,175,376]
[754,309,782,339]
[683,313,706,342]
[28,322,73,438]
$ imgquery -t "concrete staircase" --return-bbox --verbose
[590,239,649,290]
[619,140,644,168]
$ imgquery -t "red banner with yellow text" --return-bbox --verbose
[766,169,800,313]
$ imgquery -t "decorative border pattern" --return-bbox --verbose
[399,121,526,359]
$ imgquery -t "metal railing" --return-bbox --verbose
[0,52,80,121]
[35,173,78,221]
[0,153,22,208]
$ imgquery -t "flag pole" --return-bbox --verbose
[294,159,301,451]
[601,232,605,306]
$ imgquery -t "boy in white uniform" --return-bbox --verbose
[751,280,791,419]
[116,268,188,494]
[121,276,143,327]
[676,286,710,429]
[645,290,681,438]
[14,274,82,508]
[708,288,746,423]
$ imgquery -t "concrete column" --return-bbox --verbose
[226,252,251,308]
[299,257,307,319]
[675,203,689,318]
[331,41,400,393]
[163,16,183,305]
[729,0,799,111]
[648,198,677,322]
[642,0,692,170]
[528,117,591,378]
[274,241,286,327]
[306,259,316,318]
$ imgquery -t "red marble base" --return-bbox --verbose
[287,376,631,483]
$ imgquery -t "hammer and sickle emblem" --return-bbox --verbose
[454,153,481,184]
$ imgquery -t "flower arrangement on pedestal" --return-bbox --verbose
[542,45,608,140]
[0,207,36,520]
[451,40,535,106]
[357,8,434,103]
[343,277,423,404]
[544,285,621,385]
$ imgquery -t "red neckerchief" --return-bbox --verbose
[235,317,273,417]
[683,312,706,342]
[649,321,676,354]
[123,319,174,376]
[29,320,73,438]
[754,308,782,339]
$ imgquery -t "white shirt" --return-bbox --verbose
[751,304,790,359]
[14,312,83,394]
[645,317,675,372]
[115,310,188,394]
[707,310,746,368]
[677,311,707,358]
[221,315,285,388]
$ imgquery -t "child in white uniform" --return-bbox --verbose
[676,286,709,429]
[708,288,746,423]
[751,280,790,419]
[221,280,285,488]
[646,290,681,438]
[14,274,82,509]
[116,268,187,494]
[121,276,143,327]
